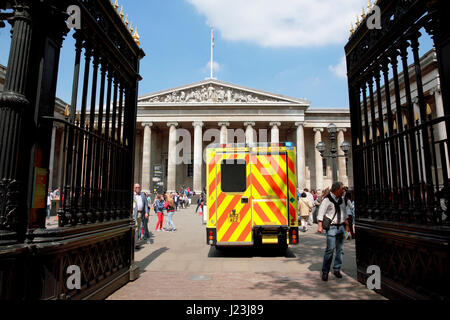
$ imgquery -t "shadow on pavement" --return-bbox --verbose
[136,247,169,274]
[248,271,381,300]
[208,246,296,258]
[287,231,358,280]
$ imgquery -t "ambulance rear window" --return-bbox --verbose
[221,160,247,193]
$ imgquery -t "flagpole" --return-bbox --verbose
[210,28,214,79]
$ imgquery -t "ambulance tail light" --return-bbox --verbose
[207,230,216,244]
[289,228,299,245]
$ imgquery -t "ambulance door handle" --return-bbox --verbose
[241,197,249,204]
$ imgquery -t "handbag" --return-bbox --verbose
[322,211,337,232]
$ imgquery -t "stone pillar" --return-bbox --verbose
[295,122,306,189]
[433,87,447,141]
[219,122,229,144]
[141,123,153,193]
[245,122,256,144]
[48,124,57,190]
[57,127,64,190]
[193,121,204,194]
[314,128,324,191]
[270,122,281,143]
[337,128,347,184]
[167,122,179,193]
[432,87,449,179]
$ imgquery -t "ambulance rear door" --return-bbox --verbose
[215,150,253,246]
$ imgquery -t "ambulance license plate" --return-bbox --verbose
[229,211,240,223]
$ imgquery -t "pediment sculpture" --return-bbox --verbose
[142,84,282,104]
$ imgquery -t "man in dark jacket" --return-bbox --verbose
[134,184,149,243]
[196,194,204,214]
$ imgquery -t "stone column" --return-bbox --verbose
[295,122,306,189]
[314,128,324,191]
[167,122,179,193]
[270,122,281,143]
[219,122,229,144]
[57,127,64,190]
[193,121,204,194]
[337,128,347,184]
[432,87,449,177]
[433,87,447,141]
[141,123,153,193]
[48,124,57,190]
[245,122,256,144]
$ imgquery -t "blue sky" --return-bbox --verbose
[0,0,434,108]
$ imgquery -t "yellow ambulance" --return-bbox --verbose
[206,143,299,249]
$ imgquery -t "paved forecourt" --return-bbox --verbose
[107,204,384,300]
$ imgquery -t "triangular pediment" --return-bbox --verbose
[138,79,310,105]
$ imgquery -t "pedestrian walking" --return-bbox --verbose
[317,182,350,282]
[134,184,150,242]
[298,192,313,232]
[154,194,165,232]
[345,191,355,240]
[196,194,204,214]
[46,189,52,225]
[303,188,315,226]
[437,180,450,223]
[174,193,179,211]
[165,194,177,232]
[312,192,322,224]
[146,192,152,215]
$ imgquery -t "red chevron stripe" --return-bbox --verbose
[288,180,296,199]
[237,220,253,242]
[217,195,242,229]
[264,154,288,185]
[266,200,288,225]
[253,202,272,224]
[289,203,297,222]
[288,155,296,175]
[209,180,216,198]
[255,158,286,200]
[252,173,268,197]
[208,154,222,175]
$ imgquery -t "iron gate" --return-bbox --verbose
[0,0,145,299]
[346,0,450,299]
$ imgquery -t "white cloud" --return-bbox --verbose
[187,0,363,48]
[207,60,222,72]
[329,56,347,79]
[203,60,222,76]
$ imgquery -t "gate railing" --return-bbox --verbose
[345,0,450,299]
[346,0,450,225]
[41,117,132,227]
[0,0,145,300]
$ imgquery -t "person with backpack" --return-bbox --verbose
[154,194,165,232]
[317,182,350,282]
[165,194,177,232]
